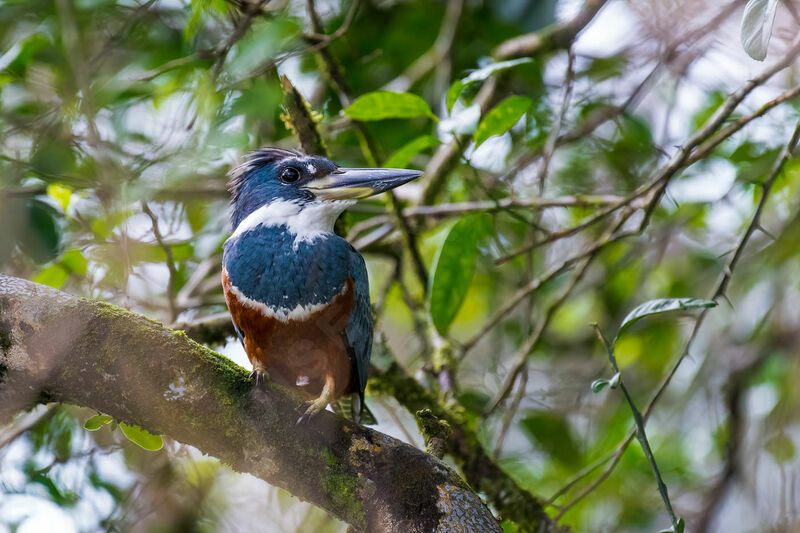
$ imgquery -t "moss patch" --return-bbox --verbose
[322,448,366,530]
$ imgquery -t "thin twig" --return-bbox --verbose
[501,0,742,189]
[492,365,527,461]
[495,0,609,60]
[688,84,800,166]
[537,47,575,194]
[375,397,418,446]
[460,223,638,357]
[695,348,770,532]
[212,0,271,73]
[547,448,616,506]
[0,406,57,450]
[142,202,179,322]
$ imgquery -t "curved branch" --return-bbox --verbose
[0,275,500,533]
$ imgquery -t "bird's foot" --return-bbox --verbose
[249,365,268,388]
[296,396,329,425]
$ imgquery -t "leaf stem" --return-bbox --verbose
[592,324,680,532]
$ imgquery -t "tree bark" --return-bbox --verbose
[0,275,501,533]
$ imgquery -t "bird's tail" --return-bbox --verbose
[332,393,377,425]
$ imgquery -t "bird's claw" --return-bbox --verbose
[296,398,327,425]
[249,367,268,387]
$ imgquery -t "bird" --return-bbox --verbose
[221,148,421,423]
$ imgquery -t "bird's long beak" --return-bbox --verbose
[303,168,422,200]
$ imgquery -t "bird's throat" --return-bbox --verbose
[229,199,355,244]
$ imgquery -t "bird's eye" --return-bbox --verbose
[280,167,301,184]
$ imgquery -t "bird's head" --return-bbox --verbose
[227,148,421,230]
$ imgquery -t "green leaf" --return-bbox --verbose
[185,0,228,41]
[1,32,51,78]
[186,203,209,233]
[591,378,609,393]
[741,0,778,61]
[30,472,79,507]
[447,58,533,112]
[429,214,491,335]
[20,199,62,264]
[765,431,795,463]
[344,91,435,121]
[119,423,164,451]
[32,264,69,289]
[458,389,491,414]
[617,298,717,338]
[501,519,520,533]
[474,95,532,147]
[184,458,221,486]
[446,80,465,113]
[84,414,114,431]
[520,411,581,466]
[46,183,72,213]
[384,135,441,168]
[463,58,534,85]
[61,248,87,275]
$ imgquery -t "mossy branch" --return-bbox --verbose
[280,74,329,157]
[173,313,566,532]
[0,275,500,533]
[415,409,451,459]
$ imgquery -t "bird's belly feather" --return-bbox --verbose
[222,269,354,400]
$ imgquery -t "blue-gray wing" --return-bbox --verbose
[344,245,373,398]
[232,322,245,348]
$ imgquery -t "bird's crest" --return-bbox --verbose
[227,147,303,206]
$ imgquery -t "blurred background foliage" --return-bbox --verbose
[2,0,800,531]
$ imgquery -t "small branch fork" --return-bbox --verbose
[450,77,800,387]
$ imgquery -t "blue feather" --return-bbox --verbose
[344,244,373,399]
[223,226,350,310]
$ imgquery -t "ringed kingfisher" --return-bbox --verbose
[221,148,421,423]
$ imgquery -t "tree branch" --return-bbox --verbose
[0,275,501,533]
[172,314,564,532]
[494,0,608,60]
[280,74,330,157]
